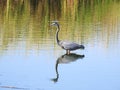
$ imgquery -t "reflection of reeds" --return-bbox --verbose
[0,0,120,54]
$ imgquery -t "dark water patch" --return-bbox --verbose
[0,85,28,90]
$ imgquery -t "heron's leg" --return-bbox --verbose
[66,50,70,55]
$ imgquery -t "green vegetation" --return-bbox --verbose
[0,0,120,53]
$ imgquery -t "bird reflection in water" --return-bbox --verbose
[51,53,85,83]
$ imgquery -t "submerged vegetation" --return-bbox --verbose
[0,0,120,53]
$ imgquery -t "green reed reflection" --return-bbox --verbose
[0,0,120,54]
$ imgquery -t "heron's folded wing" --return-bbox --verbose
[59,41,80,50]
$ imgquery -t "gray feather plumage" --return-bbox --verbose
[59,40,84,50]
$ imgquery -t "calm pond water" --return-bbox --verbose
[0,0,120,90]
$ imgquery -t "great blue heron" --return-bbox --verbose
[51,22,85,54]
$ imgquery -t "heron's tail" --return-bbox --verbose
[79,45,85,49]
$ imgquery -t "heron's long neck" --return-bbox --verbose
[56,24,60,44]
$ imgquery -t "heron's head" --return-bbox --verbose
[51,22,59,26]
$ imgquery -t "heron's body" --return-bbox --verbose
[51,22,84,54]
[59,40,84,53]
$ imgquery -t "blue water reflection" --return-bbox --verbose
[0,41,120,90]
